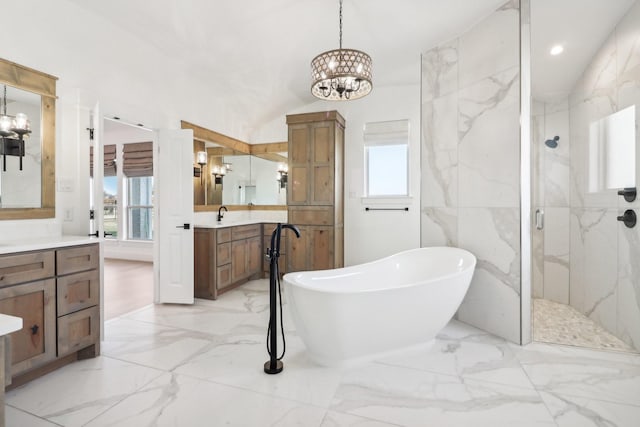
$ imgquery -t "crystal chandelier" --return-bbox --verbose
[311,0,372,100]
[0,85,31,171]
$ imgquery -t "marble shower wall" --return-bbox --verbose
[568,0,640,351]
[421,0,522,343]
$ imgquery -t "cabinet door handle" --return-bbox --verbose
[30,324,39,335]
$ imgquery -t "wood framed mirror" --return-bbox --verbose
[182,121,288,211]
[0,58,57,220]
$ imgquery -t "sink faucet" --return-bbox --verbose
[217,205,228,222]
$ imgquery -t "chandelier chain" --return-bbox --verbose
[339,0,343,50]
[2,86,6,116]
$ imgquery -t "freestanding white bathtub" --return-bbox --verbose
[283,247,476,367]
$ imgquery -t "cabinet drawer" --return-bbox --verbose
[216,264,232,290]
[57,244,99,275]
[57,270,99,316]
[289,207,334,226]
[0,279,56,376]
[216,243,231,266]
[217,228,231,243]
[58,305,99,356]
[231,224,261,240]
[0,250,55,287]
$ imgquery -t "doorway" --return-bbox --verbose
[90,117,155,320]
[529,0,639,353]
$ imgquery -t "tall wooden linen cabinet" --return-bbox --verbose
[286,111,344,271]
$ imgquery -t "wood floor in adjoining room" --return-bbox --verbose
[104,259,153,320]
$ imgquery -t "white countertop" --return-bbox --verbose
[0,313,22,336]
[0,235,98,255]
[195,219,283,229]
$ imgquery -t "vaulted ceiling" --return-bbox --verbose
[8,0,636,139]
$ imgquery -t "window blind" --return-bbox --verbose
[89,144,117,177]
[123,141,153,177]
[363,120,409,146]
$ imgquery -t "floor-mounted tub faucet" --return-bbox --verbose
[217,205,228,222]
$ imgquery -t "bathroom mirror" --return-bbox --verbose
[0,85,42,208]
[0,58,56,220]
[588,105,636,193]
[184,120,287,209]
[220,154,287,206]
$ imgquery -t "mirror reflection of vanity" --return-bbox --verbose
[183,120,288,210]
[0,58,56,219]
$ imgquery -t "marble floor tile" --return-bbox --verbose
[540,391,640,427]
[320,410,402,427]
[123,300,254,335]
[377,321,534,390]
[174,332,343,408]
[6,405,62,426]
[102,318,218,371]
[513,342,640,406]
[83,372,327,427]
[5,357,163,427]
[330,363,557,427]
[7,279,640,427]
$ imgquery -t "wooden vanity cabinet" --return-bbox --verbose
[194,224,263,300]
[55,245,100,358]
[286,111,344,272]
[0,243,100,386]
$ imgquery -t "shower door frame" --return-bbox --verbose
[520,0,533,346]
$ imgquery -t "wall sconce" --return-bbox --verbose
[277,163,288,190]
[195,151,207,183]
[223,162,233,173]
[212,165,226,188]
[0,85,31,172]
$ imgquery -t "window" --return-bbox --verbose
[123,141,154,241]
[91,139,154,241]
[364,120,409,197]
[127,176,153,240]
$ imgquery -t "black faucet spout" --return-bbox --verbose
[217,205,228,222]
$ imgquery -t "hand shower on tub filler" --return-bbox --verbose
[264,223,300,374]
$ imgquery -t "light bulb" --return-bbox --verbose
[14,113,29,131]
[550,45,564,56]
[0,115,13,136]
[196,151,207,165]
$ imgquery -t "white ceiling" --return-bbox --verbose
[65,0,636,133]
[531,0,635,102]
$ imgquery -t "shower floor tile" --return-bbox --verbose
[533,298,636,353]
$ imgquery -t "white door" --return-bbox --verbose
[154,129,194,304]
[88,105,107,339]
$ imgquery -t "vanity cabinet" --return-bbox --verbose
[0,243,100,386]
[286,111,344,272]
[194,224,263,299]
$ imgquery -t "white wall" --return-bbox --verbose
[2,0,421,267]
[253,85,422,266]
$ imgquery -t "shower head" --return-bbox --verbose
[545,136,559,149]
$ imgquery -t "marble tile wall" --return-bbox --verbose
[568,0,640,351]
[421,0,522,343]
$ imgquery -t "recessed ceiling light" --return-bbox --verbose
[550,45,564,56]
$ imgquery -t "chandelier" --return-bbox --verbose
[0,85,31,171]
[311,0,372,100]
